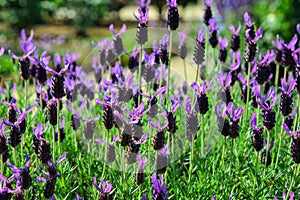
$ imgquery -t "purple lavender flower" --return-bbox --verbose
[272,35,284,63]
[109,24,126,56]
[204,0,213,26]
[178,32,187,59]
[228,23,241,52]
[215,102,230,137]
[279,78,295,116]
[7,154,31,190]
[0,120,9,161]
[218,72,232,105]
[284,108,297,130]
[93,177,113,200]
[283,124,300,164]
[43,59,68,99]
[282,34,298,70]
[167,0,179,30]
[75,194,84,200]
[184,96,199,141]
[136,0,151,13]
[8,47,36,80]
[225,51,241,86]
[225,102,243,138]
[20,29,34,54]
[0,82,17,103]
[218,37,228,63]
[193,30,205,65]
[126,135,147,164]
[244,12,256,40]
[255,86,277,130]
[151,172,168,199]
[149,117,168,150]
[38,152,66,199]
[209,19,219,48]
[135,154,146,185]
[161,99,180,133]
[191,80,213,114]
[33,123,51,164]
[96,95,116,131]
[4,105,35,147]
[245,27,263,63]
[2,99,18,123]
[142,86,167,118]
[0,173,13,199]
[134,8,149,45]
[66,100,86,131]
[250,113,264,151]
[254,50,274,85]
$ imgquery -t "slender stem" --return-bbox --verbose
[221,137,226,165]
[0,154,3,172]
[88,142,91,176]
[40,84,43,111]
[25,80,27,107]
[13,148,17,164]
[295,95,300,131]
[275,63,280,89]
[74,129,78,152]
[275,118,285,170]
[183,59,187,81]
[243,62,251,129]
[57,99,61,156]
[138,44,143,105]
[264,129,271,176]
[284,67,287,80]
[52,125,55,161]
[167,30,173,104]
[286,164,299,200]
[255,151,259,183]
[201,115,205,156]
[188,136,194,182]
[195,64,200,83]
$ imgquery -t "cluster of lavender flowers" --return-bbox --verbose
[0,0,300,199]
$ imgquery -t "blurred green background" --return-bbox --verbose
[0,0,299,75]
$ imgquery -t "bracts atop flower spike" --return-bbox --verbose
[261,140,274,167]
[133,8,149,45]
[151,172,168,200]
[228,23,241,52]
[185,97,199,141]
[93,177,113,200]
[191,80,213,115]
[149,117,168,150]
[218,36,228,63]
[193,30,205,65]
[203,0,213,26]
[215,102,230,137]
[135,154,146,185]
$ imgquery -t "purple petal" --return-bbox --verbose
[244,12,250,23]
[212,196,216,200]
[95,138,105,144]
[288,79,296,94]
[93,177,101,192]
[24,154,30,169]
[55,152,66,166]
[289,192,294,200]
[7,161,21,173]
[119,24,127,35]
[45,66,58,75]
[250,113,257,128]
[0,47,4,56]
[283,123,293,136]
[37,177,47,182]
[228,24,235,34]
[8,50,21,60]
[112,135,119,143]
[288,34,298,50]
[109,24,116,35]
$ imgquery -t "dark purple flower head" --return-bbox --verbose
[93,177,112,195]
[244,12,255,27]
[167,0,177,7]
[196,29,205,45]
[274,191,294,200]
[209,18,218,32]
[250,113,264,131]
[133,8,149,25]
[3,104,35,127]
[109,24,127,36]
[151,172,168,199]
[225,102,243,122]
[279,78,296,94]
[218,37,228,50]
[228,23,241,36]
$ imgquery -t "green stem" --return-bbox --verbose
[201,115,205,156]
[13,147,17,164]
[243,62,251,129]
[52,125,55,161]
[183,59,187,81]
[57,99,61,156]
[275,117,285,170]
[188,136,194,182]
[275,63,280,89]
[138,44,143,105]
[195,64,200,83]
[286,164,299,199]
[221,137,226,165]
[295,95,300,131]
[264,129,270,177]
[167,30,173,104]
